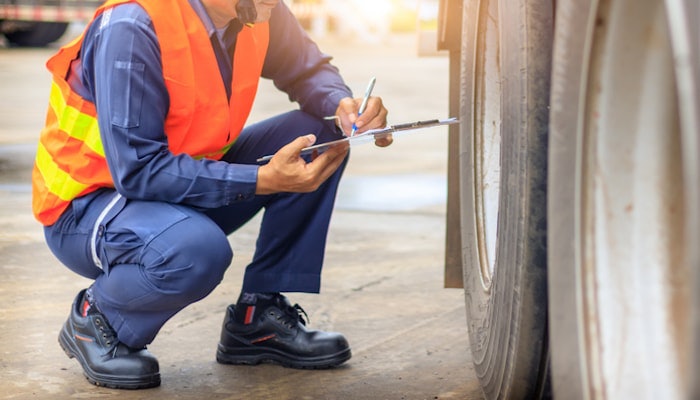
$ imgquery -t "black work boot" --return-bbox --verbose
[58,289,160,389]
[216,294,351,369]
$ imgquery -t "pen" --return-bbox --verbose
[350,76,376,137]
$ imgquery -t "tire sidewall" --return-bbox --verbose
[459,0,552,398]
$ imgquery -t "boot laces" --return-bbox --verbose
[273,301,309,329]
[93,316,120,356]
[291,304,309,326]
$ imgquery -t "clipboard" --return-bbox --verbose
[256,117,459,163]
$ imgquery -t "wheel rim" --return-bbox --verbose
[473,0,502,291]
[581,0,689,397]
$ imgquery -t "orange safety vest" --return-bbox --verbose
[32,0,269,226]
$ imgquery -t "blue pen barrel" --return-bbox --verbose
[351,77,377,136]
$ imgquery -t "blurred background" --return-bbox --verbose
[286,0,442,54]
[0,0,444,55]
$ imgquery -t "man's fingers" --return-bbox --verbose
[335,98,358,134]
[257,136,348,195]
[292,134,317,153]
[312,142,349,168]
[374,133,393,147]
[353,97,387,133]
[339,98,358,122]
[334,96,389,136]
[318,146,349,182]
[306,142,349,183]
[273,134,315,160]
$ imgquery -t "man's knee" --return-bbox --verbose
[141,217,233,303]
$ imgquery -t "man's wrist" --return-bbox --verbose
[223,163,259,203]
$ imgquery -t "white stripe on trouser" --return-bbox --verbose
[90,192,123,270]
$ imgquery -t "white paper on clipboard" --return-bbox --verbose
[256,117,459,163]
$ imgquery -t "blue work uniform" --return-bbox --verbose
[43,1,352,348]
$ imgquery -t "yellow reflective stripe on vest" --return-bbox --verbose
[48,81,105,157]
[35,141,89,201]
[192,141,233,160]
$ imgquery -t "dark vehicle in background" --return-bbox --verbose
[438,0,700,398]
[0,0,101,47]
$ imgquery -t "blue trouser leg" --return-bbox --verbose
[204,171,346,294]
[46,191,234,348]
[206,110,348,293]
[44,111,346,348]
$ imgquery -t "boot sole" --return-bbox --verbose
[216,344,351,369]
[58,326,161,389]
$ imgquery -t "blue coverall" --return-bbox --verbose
[43,1,352,349]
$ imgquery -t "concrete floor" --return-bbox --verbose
[0,28,484,400]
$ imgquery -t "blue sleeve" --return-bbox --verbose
[80,4,258,207]
[262,2,352,118]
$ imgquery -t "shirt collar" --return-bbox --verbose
[187,0,219,39]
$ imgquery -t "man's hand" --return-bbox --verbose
[335,96,392,147]
[256,134,349,195]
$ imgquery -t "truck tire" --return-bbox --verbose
[548,0,700,399]
[458,0,552,398]
[4,21,68,47]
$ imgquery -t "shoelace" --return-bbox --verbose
[291,304,309,326]
[93,316,121,357]
[272,301,309,329]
